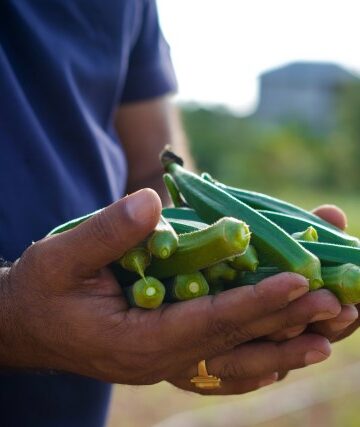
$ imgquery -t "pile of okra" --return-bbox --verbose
[49,149,360,309]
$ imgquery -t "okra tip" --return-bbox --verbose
[160,146,184,170]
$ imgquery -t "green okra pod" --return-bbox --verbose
[259,210,358,247]
[292,226,319,242]
[118,246,151,277]
[300,241,360,266]
[147,215,178,259]
[47,209,103,236]
[228,245,259,272]
[237,264,360,304]
[162,150,323,290]
[203,262,237,295]
[125,276,166,309]
[321,264,360,304]
[163,173,187,207]
[166,272,209,301]
[147,216,250,279]
[202,173,359,247]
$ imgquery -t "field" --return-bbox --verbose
[107,191,360,427]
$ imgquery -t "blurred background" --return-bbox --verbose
[109,1,360,425]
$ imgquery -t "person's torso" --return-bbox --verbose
[0,2,149,426]
[0,0,147,261]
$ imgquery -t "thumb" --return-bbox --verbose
[50,189,162,274]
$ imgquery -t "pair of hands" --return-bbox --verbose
[0,189,358,395]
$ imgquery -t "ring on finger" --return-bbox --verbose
[190,360,222,390]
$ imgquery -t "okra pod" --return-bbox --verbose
[203,173,359,247]
[300,241,360,266]
[125,276,165,309]
[292,226,319,242]
[166,272,209,301]
[118,246,151,277]
[203,262,237,294]
[163,173,187,207]
[147,217,250,279]
[162,150,323,290]
[259,210,358,247]
[228,245,259,272]
[147,215,179,259]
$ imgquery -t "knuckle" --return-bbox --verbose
[90,212,120,253]
[209,317,238,336]
[221,360,247,380]
[235,324,257,343]
[251,283,268,310]
[277,313,296,330]
[223,325,256,348]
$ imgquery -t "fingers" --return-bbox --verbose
[175,334,330,395]
[267,325,306,342]
[171,372,279,396]
[312,204,347,230]
[155,273,309,359]
[203,289,339,355]
[309,304,359,342]
[47,189,162,274]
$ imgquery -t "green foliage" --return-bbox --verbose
[180,88,360,193]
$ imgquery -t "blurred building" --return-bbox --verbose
[255,62,359,132]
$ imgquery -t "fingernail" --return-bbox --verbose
[125,189,159,224]
[310,311,337,322]
[305,350,329,365]
[329,320,354,332]
[288,284,308,302]
[259,372,278,387]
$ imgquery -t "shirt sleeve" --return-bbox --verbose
[120,0,178,103]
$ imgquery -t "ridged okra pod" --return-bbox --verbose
[259,210,358,247]
[292,226,319,242]
[321,264,360,304]
[203,262,237,294]
[300,241,360,266]
[162,150,323,290]
[118,246,151,277]
[147,215,178,259]
[237,265,360,304]
[166,272,209,301]
[125,276,165,309]
[228,245,259,272]
[146,216,250,279]
[202,173,360,247]
[163,173,186,207]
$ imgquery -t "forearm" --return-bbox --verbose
[127,170,171,206]
[116,96,194,205]
[0,266,16,367]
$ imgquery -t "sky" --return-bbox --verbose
[157,0,360,114]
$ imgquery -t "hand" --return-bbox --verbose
[267,204,359,344]
[0,189,340,391]
[309,205,359,342]
[269,204,359,383]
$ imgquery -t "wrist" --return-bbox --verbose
[0,266,19,367]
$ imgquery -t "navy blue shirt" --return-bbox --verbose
[0,1,176,426]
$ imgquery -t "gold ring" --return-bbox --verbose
[190,360,221,390]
